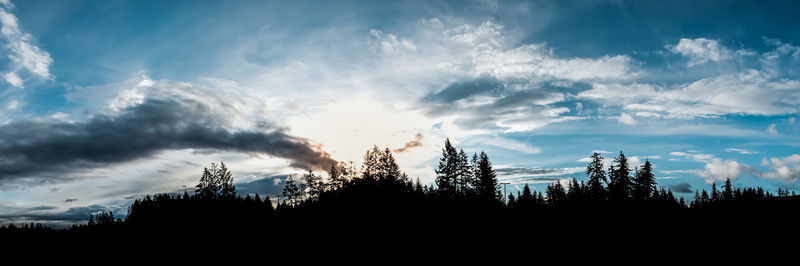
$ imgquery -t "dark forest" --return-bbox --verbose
[2,138,799,247]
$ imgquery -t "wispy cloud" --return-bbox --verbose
[725,148,759,155]
[393,133,424,153]
[0,1,53,85]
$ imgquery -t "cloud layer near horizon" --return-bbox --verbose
[0,81,337,185]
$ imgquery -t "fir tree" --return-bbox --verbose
[608,151,632,201]
[632,160,656,201]
[586,152,607,199]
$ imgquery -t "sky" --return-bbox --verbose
[1,0,800,224]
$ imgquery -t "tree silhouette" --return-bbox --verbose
[473,151,500,203]
[327,164,344,191]
[546,181,567,205]
[608,151,632,201]
[633,160,656,201]
[195,162,236,199]
[723,178,733,201]
[282,175,301,206]
[435,138,459,196]
[567,178,584,201]
[304,170,324,200]
[586,152,607,199]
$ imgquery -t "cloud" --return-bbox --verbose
[234,174,288,198]
[668,182,693,193]
[421,78,578,133]
[670,151,714,163]
[464,136,541,154]
[725,148,759,155]
[495,167,582,182]
[581,70,800,119]
[500,176,567,185]
[393,133,424,153]
[369,29,417,54]
[767,123,778,136]
[759,154,800,182]
[3,71,21,87]
[0,202,122,225]
[667,38,730,66]
[0,82,337,185]
[695,158,755,184]
[421,77,504,104]
[618,113,636,125]
[0,3,53,79]
[670,150,755,183]
[374,19,638,133]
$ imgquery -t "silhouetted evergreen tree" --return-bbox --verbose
[633,160,656,201]
[723,178,733,201]
[282,175,301,206]
[473,151,500,203]
[518,184,536,208]
[546,181,567,205]
[608,151,632,201]
[586,152,607,199]
[195,162,236,199]
[304,170,324,200]
[327,164,344,191]
[711,182,719,202]
[507,194,517,207]
[567,178,584,201]
[436,139,460,197]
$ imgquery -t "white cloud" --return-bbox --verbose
[670,150,758,183]
[618,113,636,125]
[767,123,778,136]
[625,156,659,169]
[668,38,730,66]
[5,99,18,110]
[0,2,53,80]
[467,136,541,154]
[369,29,417,54]
[581,70,800,119]
[578,83,659,105]
[695,158,754,184]
[759,154,800,182]
[3,71,21,87]
[725,148,759,155]
[670,150,715,163]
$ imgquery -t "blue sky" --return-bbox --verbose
[1,0,800,224]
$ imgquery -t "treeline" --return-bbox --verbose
[3,138,800,240]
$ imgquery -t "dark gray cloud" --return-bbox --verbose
[26,205,58,211]
[669,182,693,193]
[63,198,78,203]
[495,167,572,176]
[0,97,337,183]
[393,133,423,153]
[0,204,118,226]
[500,176,564,185]
[235,174,289,198]
[495,167,582,185]
[422,77,504,103]
[421,77,581,131]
